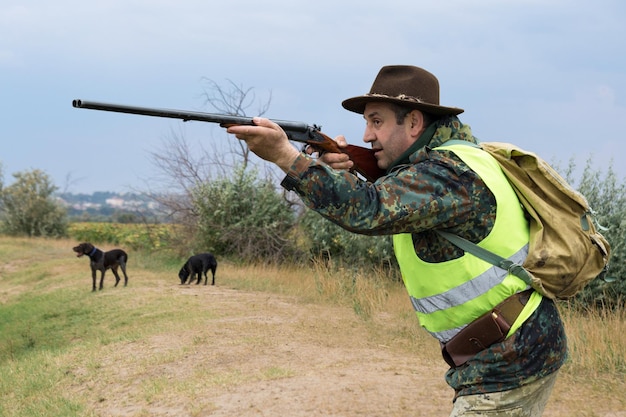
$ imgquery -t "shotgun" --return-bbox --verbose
[71,99,385,182]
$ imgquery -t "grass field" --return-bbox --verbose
[0,236,624,416]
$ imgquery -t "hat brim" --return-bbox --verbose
[342,95,464,116]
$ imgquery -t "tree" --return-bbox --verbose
[198,78,272,172]
[565,159,626,307]
[146,80,301,261]
[192,166,298,263]
[146,79,278,218]
[0,169,67,237]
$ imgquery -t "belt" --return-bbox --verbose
[441,289,533,368]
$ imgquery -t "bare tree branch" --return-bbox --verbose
[145,79,275,223]
[199,78,273,170]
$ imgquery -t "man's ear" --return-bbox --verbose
[408,110,426,136]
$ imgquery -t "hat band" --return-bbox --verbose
[365,93,426,104]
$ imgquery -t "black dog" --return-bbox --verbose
[73,242,129,292]
[178,253,217,286]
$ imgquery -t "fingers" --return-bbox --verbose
[334,135,348,148]
[250,117,277,129]
[306,134,353,170]
[320,150,354,170]
[226,117,277,139]
[225,117,300,171]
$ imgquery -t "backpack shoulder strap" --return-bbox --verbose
[435,231,534,287]
[435,140,535,287]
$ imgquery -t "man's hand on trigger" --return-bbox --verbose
[318,135,354,171]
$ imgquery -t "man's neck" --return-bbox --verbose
[387,121,438,169]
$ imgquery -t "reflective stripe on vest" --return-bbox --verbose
[393,143,530,343]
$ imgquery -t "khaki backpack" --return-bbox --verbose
[437,141,611,300]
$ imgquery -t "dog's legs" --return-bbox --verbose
[211,266,216,285]
[111,266,122,287]
[195,272,202,285]
[120,263,129,286]
[99,271,106,290]
[92,269,98,292]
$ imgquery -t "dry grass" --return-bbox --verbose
[0,236,624,416]
[560,302,626,376]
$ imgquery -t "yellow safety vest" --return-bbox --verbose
[393,143,540,342]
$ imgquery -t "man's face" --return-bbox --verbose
[362,102,417,170]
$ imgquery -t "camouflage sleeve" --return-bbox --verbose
[280,151,477,236]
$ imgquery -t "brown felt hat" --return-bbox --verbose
[342,65,464,116]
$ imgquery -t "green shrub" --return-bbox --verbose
[299,209,398,274]
[67,222,174,251]
[191,167,299,263]
[0,169,67,237]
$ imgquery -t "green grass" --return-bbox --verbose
[0,237,210,416]
[0,267,190,363]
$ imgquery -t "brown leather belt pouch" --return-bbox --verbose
[441,290,532,368]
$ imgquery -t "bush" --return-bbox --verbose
[299,209,398,274]
[0,169,67,237]
[191,167,299,264]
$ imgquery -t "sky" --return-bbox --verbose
[1,0,624,194]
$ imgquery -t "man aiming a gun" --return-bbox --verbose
[227,65,567,416]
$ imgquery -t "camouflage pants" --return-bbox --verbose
[449,372,558,417]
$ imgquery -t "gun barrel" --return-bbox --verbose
[72,99,310,133]
[72,99,384,181]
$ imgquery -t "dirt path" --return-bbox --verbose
[76,283,625,417]
[203,291,451,417]
[86,286,453,416]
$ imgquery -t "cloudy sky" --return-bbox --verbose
[1,0,624,194]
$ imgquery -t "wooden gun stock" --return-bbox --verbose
[305,131,384,182]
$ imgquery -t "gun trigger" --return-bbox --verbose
[301,144,324,157]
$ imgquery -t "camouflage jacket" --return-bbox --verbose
[281,117,567,397]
